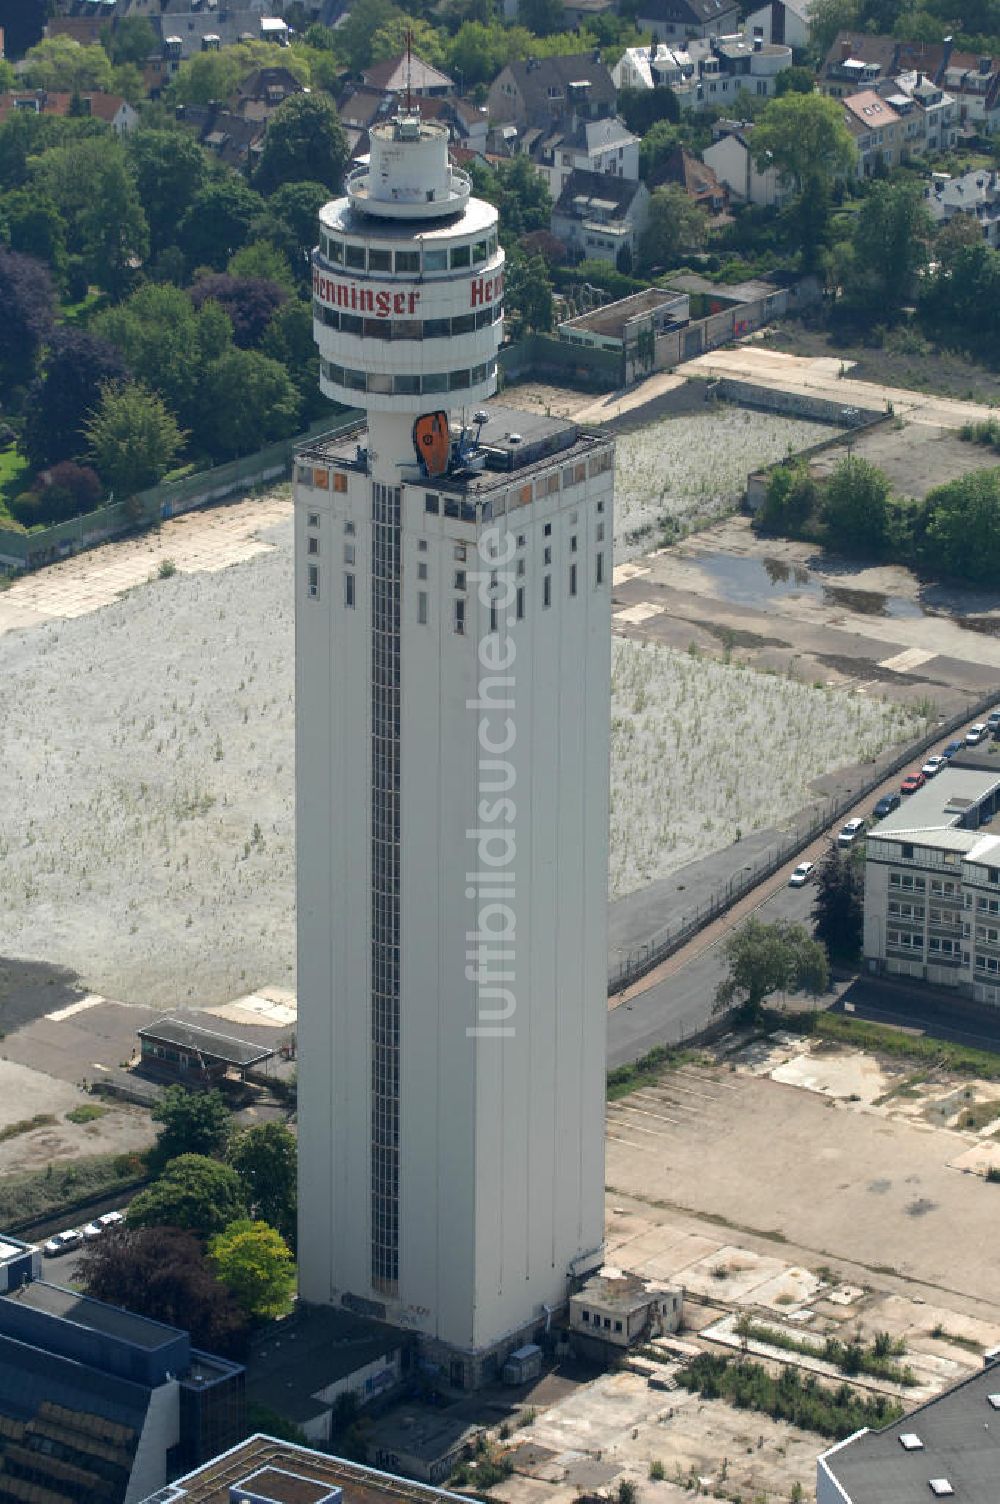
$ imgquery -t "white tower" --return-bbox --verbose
[294,110,614,1385]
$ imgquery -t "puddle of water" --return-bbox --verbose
[823,585,924,620]
[691,552,924,617]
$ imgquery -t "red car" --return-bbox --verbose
[900,771,926,795]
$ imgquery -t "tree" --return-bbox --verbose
[848,180,932,313]
[196,349,301,458]
[11,462,103,527]
[755,460,819,536]
[934,213,983,270]
[102,15,157,66]
[808,0,860,60]
[261,297,328,422]
[479,153,552,239]
[335,0,401,72]
[812,845,864,961]
[637,184,709,272]
[208,1220,295,1318]
[919,469,1000,586]
[229,1123,297,1245]
[0,246,55,390]
[0,60,15,94]
[775,64,817,95]
[228,240,296,291]
[518,0,565,35]
[30,134,148,294]
[84,381,186,498]
[254,179,329,282]
[254,94,349,196]
[127,128,207,259]
[619,85,680,137]
[94,282,233,429]
[80,1226,248,1356]
[150,1084,232,1164]
[821,456,892,556]
[505,251,553,333]
[127,1154,247,1238]
[0,188,68,281]
[714,918,829,1025]
[639,120,686,185]
[753,94,855,269]
[23,329,129,469]
[446,21,520,88]
[371,18,448,67]
[177,175,265,273]
[191,273,290,348]
[21,36,114,94]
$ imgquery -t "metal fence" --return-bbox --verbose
[608,687,1000,996]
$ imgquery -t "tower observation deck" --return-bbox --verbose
[312,113,503,417]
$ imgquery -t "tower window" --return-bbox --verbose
[345,520,355,535]
[543,574,551,608]
[569,563,577,596]
[345,573,355,608]
[454,599,465,635]
[418,591,428,625]
[543,546,551,565]
[596,522,605,542]
[425,248,448,271]
[571,534,578,552]
[395,250,420,272]
[516,585,525,620]
[544,523,552,536]
[425,494,439,514]
[454,544,467,561]
[307,512,320,528]
[345,244,365,269]
[595,552,605,586]
[454,570,466,591]
[368,248,391,271]
[344,544,355,564]
[308,536,319,555]
[328,238,343,264]
[307,564,319,599]
[418,562,428,580]
[450,245,471,268]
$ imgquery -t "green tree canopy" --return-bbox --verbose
[518,0,565,36]
[920,468,1000,586]
[505,250,553,334]
[177,174,265,273]
[126,128,207,260]
[150,1084,233,1163]
[821,456,892,556]
[21,36,114,93]
[254,94,349,196]
[228,1122,297,1245]
[196,348,300,458]
[813,845,864,960]
[753,93,855,269]
[30,133,148,294]
[637,183,708,272]
[371,17,448,66]
[208,1220,295,1318]
[715,918,829,1024]
[253,179,328,283]
[261,297,328,421]
[94,283,234,429]
[168,40,312,106]
[334,0,401,72]
[84,381,185,498]
[127,1155,248,1240]
[102,15,157,66]
[0,187,68,280]
[848,179,932,313]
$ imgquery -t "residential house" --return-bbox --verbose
[653,145,728,212]
[742,0,815,51]
[133,2,298,63]
[820,31,1000,135]
[612,34,792,113]
[487,53,617,132]
[234,65,304,122]
[0,89,138,134]
[703,118,789,206]
[361,53,455,99]
[635,0,742,41]
[878,68,956,155]
[529,111,640,198]
[841,89,904,176]
[925,167,1000,248]
[174,102,266,172]
[551,169,650,265]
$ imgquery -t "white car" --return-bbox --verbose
[98,1210,125,1230]
[788,861,815,887]
[81,1222,103,1241]
[43,1229,82,1257]
[921,755,947,778]
[966,724,988,745]
[837,818,866,847]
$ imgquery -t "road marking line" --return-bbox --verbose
[45,995,105,1022]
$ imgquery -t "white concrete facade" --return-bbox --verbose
[295,113,612,1381]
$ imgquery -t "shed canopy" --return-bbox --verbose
[138,1016,274,1068]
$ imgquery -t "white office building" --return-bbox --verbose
[294,110,613,1386]
[863,765,1000,1004]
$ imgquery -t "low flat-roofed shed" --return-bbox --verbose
[138,1016,275,1083]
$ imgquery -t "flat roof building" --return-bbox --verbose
[138,1016,275,1083]
[863,765,1000,1004]
[817,1358,1000,1502]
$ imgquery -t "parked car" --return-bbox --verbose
[966,724,988,745]
[81,1222,103,1241]
[873,792,901,819]
[942,740,963,759]
[43,1229,82,1257]
[987,709,1000,733]
[921,754,947,778]
[837,818,866,847]
[900,772,926,795]
[97,1210,125,1230]
[788,861,815,887]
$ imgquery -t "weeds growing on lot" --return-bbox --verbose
[606,1044,702,1099]
[0,1152,146,1231]
[740,1320,915,1386]
[787,1011,1000,1080]
[0,1114,56,1144]
[66,1103,108,1125]
[676,1353,903,1439]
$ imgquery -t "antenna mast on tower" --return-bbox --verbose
[405,26,413,112]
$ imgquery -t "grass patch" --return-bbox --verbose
[607,1045,702,1100]
[787,1011,1000,1081]
[0,444,31,523]
[65,1103,108,1125]
[929,1324,983,1353]
[677,1353,903,1440]
[0,1113,56,1144]
[58,289,108,326]
[0,1151,146,1230]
